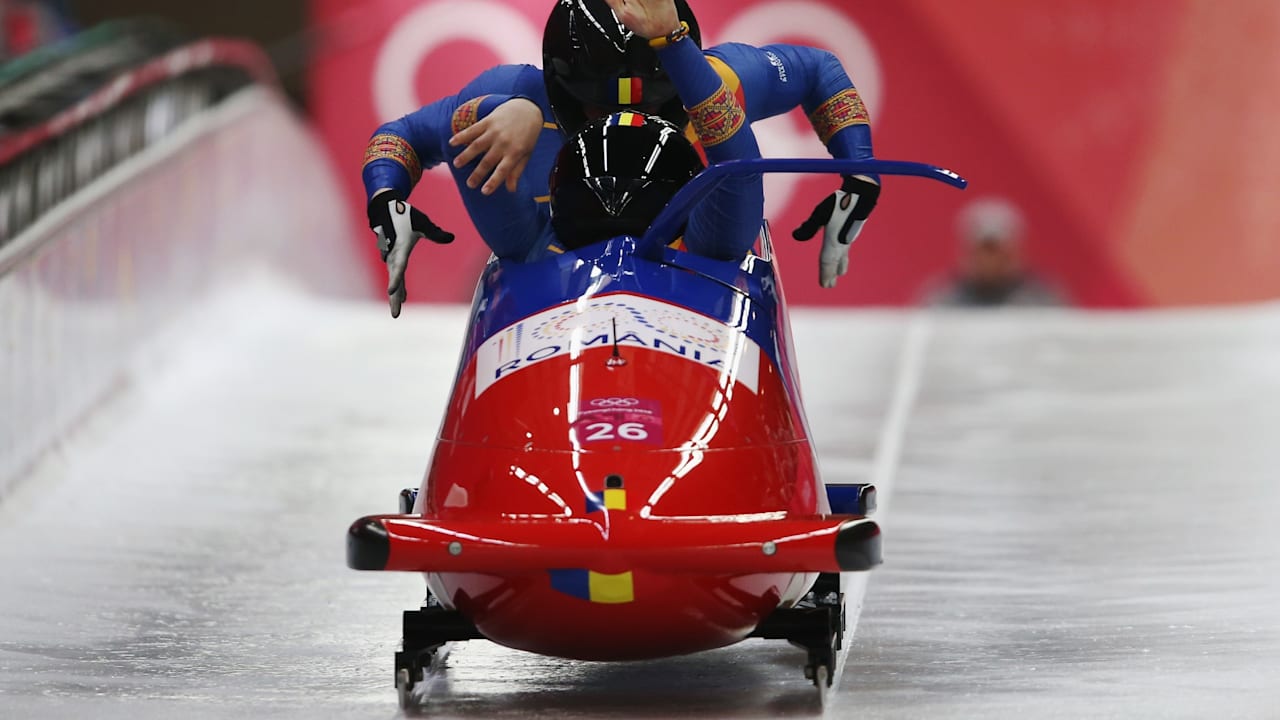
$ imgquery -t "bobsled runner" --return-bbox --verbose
[347,158,966,706]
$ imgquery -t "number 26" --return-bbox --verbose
[584,422,648,441]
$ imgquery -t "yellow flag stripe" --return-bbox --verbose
[588,571,634,604]
[707,56,742,94]
[604,489,627,510]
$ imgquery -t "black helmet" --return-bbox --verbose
[550,112,705,250]
[543,0,702,137]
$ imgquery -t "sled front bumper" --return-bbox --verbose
[347,514,880,574]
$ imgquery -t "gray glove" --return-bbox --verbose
[367,191,454,318]
[792,175,881,288]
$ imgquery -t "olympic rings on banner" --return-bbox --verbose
[589,397,641,408]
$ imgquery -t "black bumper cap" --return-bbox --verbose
[835,519,882,571]
[347,517,390,570]
[860,485,877,516]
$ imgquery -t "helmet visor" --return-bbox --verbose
[551,176,681,249]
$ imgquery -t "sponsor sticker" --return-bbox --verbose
[475,294,760,397]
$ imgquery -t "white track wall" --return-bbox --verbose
[0,88,364,495]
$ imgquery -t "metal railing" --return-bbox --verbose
[0,34,276,255]
[0,19,187,133]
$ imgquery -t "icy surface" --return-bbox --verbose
[2,284,1279,719]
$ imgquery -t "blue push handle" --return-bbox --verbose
[641,158,967,252]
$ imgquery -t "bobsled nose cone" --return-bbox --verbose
[835,519,882,571]
[347,517,390,570]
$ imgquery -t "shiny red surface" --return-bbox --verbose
[430,343,819,515]
[432,346,817,515]
[456,570,787,660]
[412,340,832,659]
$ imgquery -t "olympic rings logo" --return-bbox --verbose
[589,397,641,408]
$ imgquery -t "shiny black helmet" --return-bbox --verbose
[550,112,705,250]
[543,0,702,137]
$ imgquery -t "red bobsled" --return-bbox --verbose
[347,158,965,703]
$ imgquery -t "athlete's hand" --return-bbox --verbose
[367,190,454,318]
[604,0,680,40]
[449,98,544,195]
[793,175,881,288]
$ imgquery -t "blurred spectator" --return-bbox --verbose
[1,0,75,60]
[922,196,1067,308]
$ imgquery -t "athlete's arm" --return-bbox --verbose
[660,38,764,260]
[708,42,880,287]
[607,0,764,261]
[362,85,537,201]
[448,97,545,195]
[707,42,873,163]
[360,66,558,261]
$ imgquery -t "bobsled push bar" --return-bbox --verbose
[348,514,881,574]
[641,158,967,252]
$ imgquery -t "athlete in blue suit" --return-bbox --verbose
[548,8,766,262]
[362,0,879,314]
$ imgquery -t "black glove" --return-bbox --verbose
[366,190,455,318]
[792,175,881,288]
[366,190,454,261]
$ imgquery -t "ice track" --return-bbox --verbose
[2,280,1279,719]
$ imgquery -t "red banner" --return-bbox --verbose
[308,0,1280,307]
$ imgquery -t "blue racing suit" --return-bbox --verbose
[362,43,874,262]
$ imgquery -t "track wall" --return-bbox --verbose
[0,87,361,495]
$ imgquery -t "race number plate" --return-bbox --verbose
[572,397,663,446]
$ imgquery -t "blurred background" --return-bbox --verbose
[7,0,1278,310]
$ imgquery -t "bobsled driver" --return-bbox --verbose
[363,0,880,316]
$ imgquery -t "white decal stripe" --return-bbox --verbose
[474,294,761,398]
